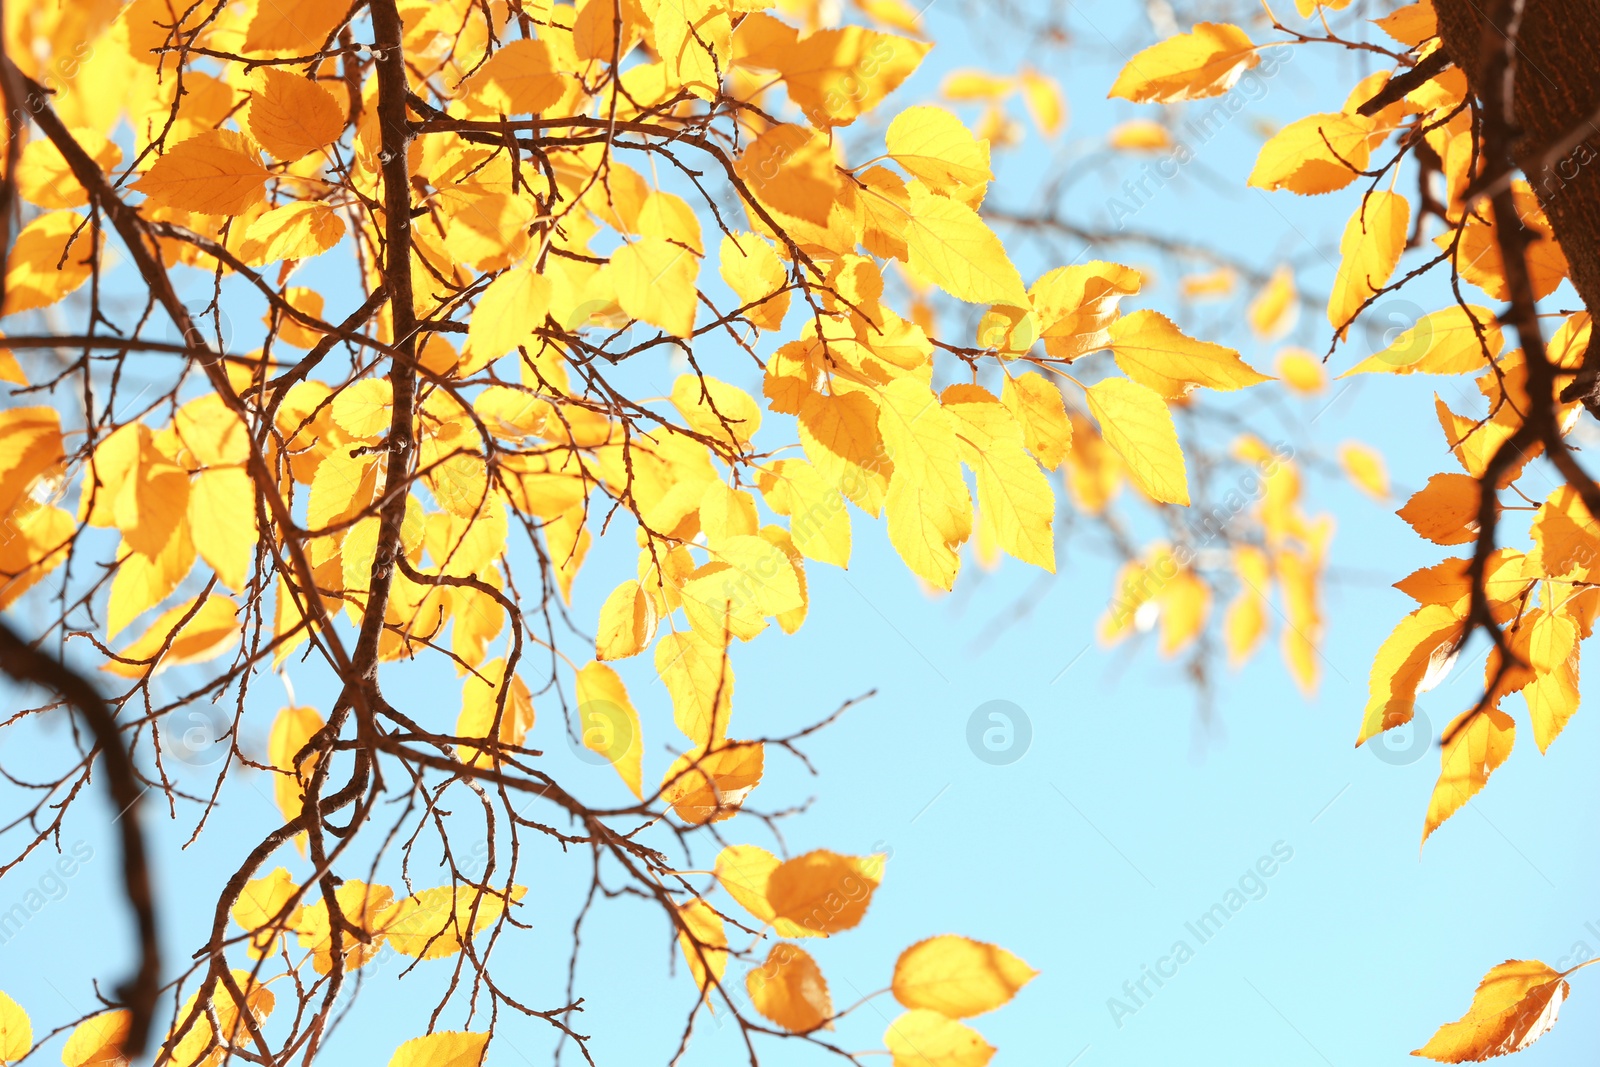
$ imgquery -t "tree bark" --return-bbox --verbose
[1432,1,1600,319]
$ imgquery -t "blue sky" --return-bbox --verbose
[2,3,1598,1066]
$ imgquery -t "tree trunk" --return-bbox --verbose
[1432,1,1600,319]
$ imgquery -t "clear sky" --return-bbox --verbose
[1,3,1597,1067]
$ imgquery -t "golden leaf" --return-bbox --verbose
[245,69,344,161]
[891,935,1037,1018]
[1414,960,1568,1062]
[749,943,833,1032]
[1084,377,1189,506]
[1108,22,1259,104]
[133,130,267,216]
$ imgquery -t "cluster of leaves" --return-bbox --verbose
[1113,0,1598,1059]
[0,0,1299,1064]
[0,0,1495,1063]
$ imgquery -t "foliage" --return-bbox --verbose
[1112,0,1599,1059]
[2,0,1594,1064]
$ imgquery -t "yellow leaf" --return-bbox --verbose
[758,459,852,568]
[891,935,1037,1018]
[1109,310,1270,397]
[712,844,820,937]
[1000,372,1073,469]
[133,129,267,216]
[710,533,805,615]
[269,704,323,842]
[1276,347,1326,394]
[108,431,189,559]
[379,885,526,960]
[1397,472,1483,546]
[878,377,972,589]
[613,237,699,338]
[245,68,343,161]
[463,39,567,114]
[652,0,731,101]
[1414,960,1568,1062]
[854,0,926,35]
[243,0,351,55]
[436,186,536,274]
[292,881,393,974]
[675,898,728,999]
[1029,261,1142,360]
[61,1009,129,1067]
[273,286,329,350]
[771,26,929,127]
[106,527,196,642]
[0,991,28,1064]
[735,124,841,227]
[699,482,759,547]
[0,344,24,386]
[1442,186,1567,303]
[1344,438,1395,502]
[1108,22,1259,104]
[574,0,648,61]
[1356,604,1462,745]
[1083,377,1189,506]
[239,201,346,265]
[103,594,241,678]
[1427,703,1510,844]
[941,70,1011,100]
[766,849,884,935]
[574,661,644,798]
[884,1010,994,1067]
[189,467,258,591]
[1526,610,1577,676]
[1179,267,1236,299]
[655,629,734,746]
[1249,112,1376,195]
[903,187,1028,307]
[719,232,790,331]
[1247,265,1298,340]
[168,970,275,1066]
[857,165,912,261]
[1108,119,1172,151]
[17,128,120,209]
[1329,191,1409,335]
[3,210,96,315]
[387,1031,490,1067]
[456,658,535,767]
[671,373,762,451]
[1019,68,1066,135]
[749,943,833,1032]
[1341,306,1502,377]
[1524,641,1580,755]
[329,378,392,440]
[1224,545,1270,667]
[596,578,657,660]
[940,385,1054,571]
[1376,1,1437,47]
[464,263,553,371]
[1339,442,1389,500]
[799,388,891,515]
[0,407,64,523]
[886,105,993,191]
[230,867,298,959]
[660,741,764,823]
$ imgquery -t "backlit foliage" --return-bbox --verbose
[0,0,1344,1063]
[1114,0,1598,1059]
